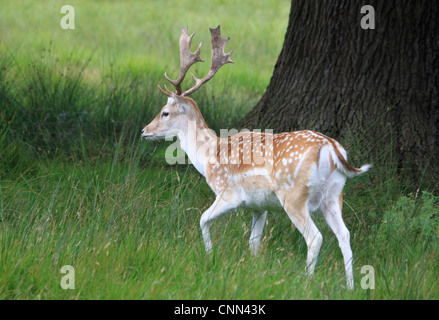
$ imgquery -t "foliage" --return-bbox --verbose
[378,192,439,241]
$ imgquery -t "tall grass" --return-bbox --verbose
[0,0,438,300]
[1,138,437,299]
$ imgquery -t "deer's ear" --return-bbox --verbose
[173,93,187,113]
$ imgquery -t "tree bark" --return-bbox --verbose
[244,0,439,186]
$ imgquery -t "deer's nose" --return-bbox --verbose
[141,129,145,134]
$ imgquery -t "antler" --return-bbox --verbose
[160,25,234,97]
[182,25,234,96]
[163,26,204,95]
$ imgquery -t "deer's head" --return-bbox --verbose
[141,94,194,139]
[141,25,233,140]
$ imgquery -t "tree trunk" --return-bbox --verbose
[244,0,439,186]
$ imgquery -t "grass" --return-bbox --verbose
[0,0,438,300]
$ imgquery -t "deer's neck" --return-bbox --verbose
[177,114,217,177]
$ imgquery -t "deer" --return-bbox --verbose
[141,25,371,290]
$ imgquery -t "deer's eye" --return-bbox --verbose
[161,111,169,117]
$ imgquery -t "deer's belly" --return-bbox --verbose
[240,188,283,212]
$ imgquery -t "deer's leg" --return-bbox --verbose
[276,190,323,276]
[200,195,241,253]
[249,210,268,255]
[321,189,354,290]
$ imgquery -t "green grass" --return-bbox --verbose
[0,0,438,300]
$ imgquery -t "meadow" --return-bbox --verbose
[0,0,437,299]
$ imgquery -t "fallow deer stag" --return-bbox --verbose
[141,25,371,289]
